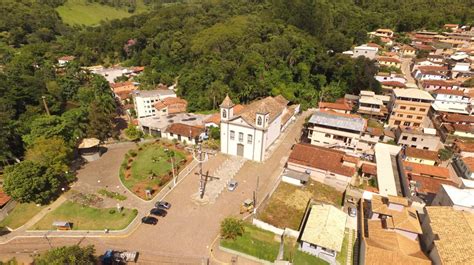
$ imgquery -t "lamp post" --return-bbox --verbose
[165,148,176,186]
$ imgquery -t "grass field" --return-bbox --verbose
[56,0,149,26]
[258,181,343,230]
[0,203,46,230]
[336,229,353,265]
[221,223,327,264]
[32,201,137,230]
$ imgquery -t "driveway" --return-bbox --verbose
[0,111,312,264]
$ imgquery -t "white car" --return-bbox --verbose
[227,180,238,191]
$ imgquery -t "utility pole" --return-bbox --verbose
[42,96,50,116]
[253,175,260,210]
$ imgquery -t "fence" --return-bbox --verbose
[0,201,16,222]
[252,218,300,239]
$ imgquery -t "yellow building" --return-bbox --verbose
[388,89,434,128]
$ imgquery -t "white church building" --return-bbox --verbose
[220,95,299,162]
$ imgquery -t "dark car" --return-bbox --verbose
[155,201,171,209]
[141,216,158,225]
[150,208,167,217]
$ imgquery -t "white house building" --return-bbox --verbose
[352,45,378,59]
[220,95,299,162]
[133,89,176,118]
[431,89,471,115]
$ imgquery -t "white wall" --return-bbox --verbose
[282,176,304,186]
[265,115,282,149]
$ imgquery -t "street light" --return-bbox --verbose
[165,148,176,185]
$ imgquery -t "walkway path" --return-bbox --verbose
[346,229,354,265]
[401,58,418,87]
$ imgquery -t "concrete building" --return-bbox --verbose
[307,111,366,153]
[133,89,177,118]
[377,57,401,69]
[352,45,379,59]
[431,184,474,213]
[395,126,442,151]
[388,89,434,128]
[453,156,474,180]
[357,90,390,120]
[420,207,474,265]
[433,113,474,143]
[402,147,439,165]
[220,95,299,162]
[374,143,404,197]
[163,123,205,145]
[431,89,470,115]
[287,144,358,190]
[318,99,352,114]
[421,80,460,92]
[299,203,347,264]
[359,194,431,265]
[153,97,188,116]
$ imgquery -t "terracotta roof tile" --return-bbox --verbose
[220,95,235,108]
[237,96,288,127]
[288,144,356,177]
[166,123,204,139]
[362,163,377,175]
[404,147,439,161]
[153,97,187,114]
[204,104,244,125]
[432,89,466,96]
[461,157,474,172]
[418,66,448,72]
[403,161,451,179]
[319,101,352,111]
[378,56,401,63]
[440,114,474,124]
[0,189,11,207]
[453,140,474,153]
[381,81,406,88]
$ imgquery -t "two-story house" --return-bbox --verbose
[431,89,470,115]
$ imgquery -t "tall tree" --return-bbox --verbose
[35,245,96,265]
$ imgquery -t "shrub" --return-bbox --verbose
[128,150,137,157]
[109,209,116,214]
[220,217,245,240]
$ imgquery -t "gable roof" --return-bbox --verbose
[288,144,356,177]
[154,97,188,114]
[403,161,451,179]
[300,204,347,252]
[404,147,439,161]
[166,123,204,139]
[453,140,474,153]
[432,89,466,96]
[235,96,288,127]
[204,104,244,125]
[319,101,352,111]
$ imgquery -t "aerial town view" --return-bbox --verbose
[0,0,473,264]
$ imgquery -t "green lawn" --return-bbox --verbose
[119,143,187,199]
[259,181,343,230]
[0,203,46,230]
[221,223,327,264]
[31,201,137,230]
[367,119,384,129]
[336,229,355,265]
[56,0,149,26]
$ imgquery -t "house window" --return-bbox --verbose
[248,134,253,144]
[423,147,429,150]
[222,109,227,118]
[413,123,420,127]
[419,108,426,112]
[417,116,423,120]
[403,122,411,126]
[257,116,263,126]
[402,136,408,140]
[325,133,331,138]
[412,137,417,141]
[397,114,403,117]
[407,115,413,119]
[170,133,174,137]
[230,131,235,140]
[400,106,406,110]
[394,121,401,125]
[409,107,416,111]
[239,132,243,142]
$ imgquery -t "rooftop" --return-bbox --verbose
[362,163,377,176]
[300,204,347,252]
[403,161,451,179]
[154,97,188,114]
[393,89,434,101]
[133,89,176,98]
[375,143,402,197]
[309,110,366,132]
[230,96,289,128]
[319,100,352,111]
[432,89,466,96]
[138,113,211,131]
[288,144,356,177]
[404,147,439,161]
[424,207,474,265]
[165,123,204,139]
[461,157,474,172]
[441,184,474,208]
[454,140,474,152]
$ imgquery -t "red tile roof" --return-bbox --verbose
[421,80,457,87]
[204,104,244,125]
[418,66,448,72]
[440,114,474,124]
[153,97,188,114]
[362,163,377,175]
[453,140,474,153]
[319,101,352,111]
[381,81,406,88]
[404,147,439,161]
[288,144,356,177]
[166,123,204,139]
[403,162,451,179]
[377,57,401,63]
[432,89,466,96]
[0,190,11,207]
[462,157,474,172]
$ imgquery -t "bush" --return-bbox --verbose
[220,217,245,240]
[128,150,137,157]
[439,148,453,161]
[109,209,116,214]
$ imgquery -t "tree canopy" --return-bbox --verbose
[34,245,96,265]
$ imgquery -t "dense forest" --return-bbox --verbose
[0,0,473,177]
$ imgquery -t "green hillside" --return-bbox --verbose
[56,0,149,26]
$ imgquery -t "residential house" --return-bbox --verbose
[377,57,401,69]
[381,81,407,90]
[434,113,474,142]
[420,207,474,265]
[431,89,470,115]
[374,143,403,197]
[153,97,188,116]
[431,184,474,212]
[357,90,390,120]
[163,123,205,145]
[451,62,472,79]
[402,147,439,165]
[402,161,458,202]
[352,45,379,59]
[401,45,416,57]
[413,66,449,81]
[318,99,352,114]
[452,140,474,157]
[371,28,394,38]
[138,112,209,138]
[375,72,407,84]
[395,127,442,151]
[57,55,75,67]
[307,110,367,153]
[220,95,299,162]
[299,203,347,264]
[453,156,474,180]
[388,89,434,128]
[133,89,177,118]
[359,194,431,265]
[287,144,357,190]
[421,80,460,92]
[427,54,445,64]
[361,163,377,183]
[111,81,137,104]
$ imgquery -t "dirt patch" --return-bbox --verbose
[285,189,312,211]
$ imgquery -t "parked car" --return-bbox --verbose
[141,216,158,225]
[227,180,238,191]
[155,201,171,209]
[150,208,167,217]
[348,207,357,217]
[102,250,138,264]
